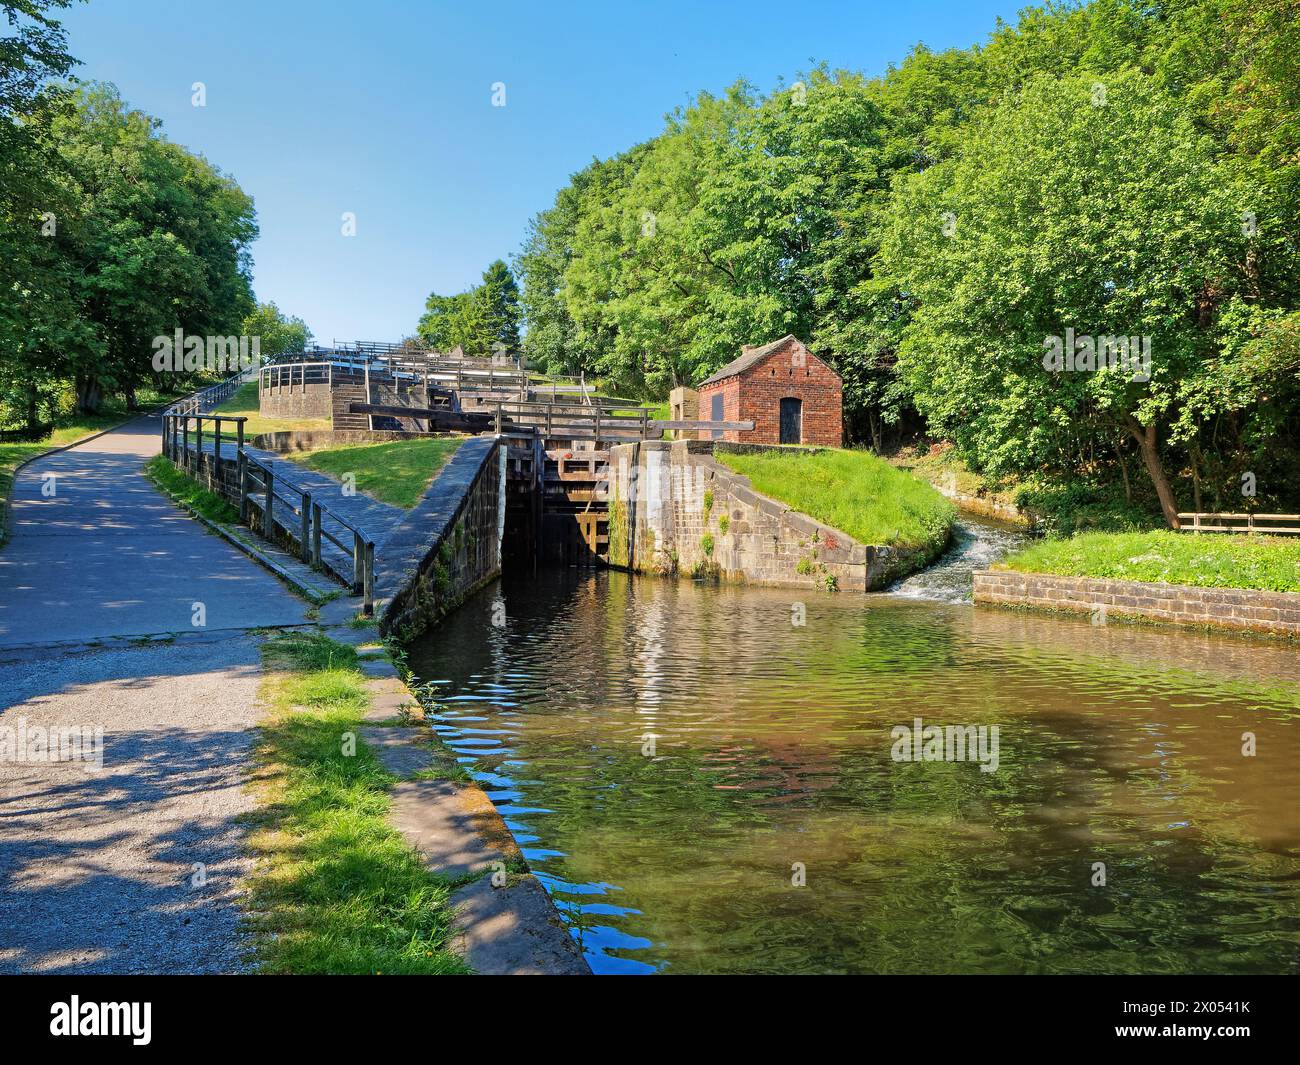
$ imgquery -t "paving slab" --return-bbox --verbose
[388,777,521,880]
[449,875,590,975]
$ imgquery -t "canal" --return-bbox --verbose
[406,519,1300,974]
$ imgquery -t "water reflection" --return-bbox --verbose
[407,569,1300,975]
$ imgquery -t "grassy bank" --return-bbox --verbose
[289,438,463,508]
[716,446,955,552]
[890,444,1160,534]
[213,380,331,436]
[243,632,467,974]
[1000,530,1300,594]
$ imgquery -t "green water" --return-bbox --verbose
[407,569,1300,975]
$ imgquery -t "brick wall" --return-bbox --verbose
[973,570,1300,637]
[698,338,842,447]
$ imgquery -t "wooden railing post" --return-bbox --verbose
[182,417,190,471]
[237,418,244,454]
[363,540,375,615]
[264,466,274,536]
[311,501,322,566]
[353,530,364,593]
[495,402,503,434]
[238,451,249,522]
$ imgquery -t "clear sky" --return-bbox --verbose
[59,0,1020,342]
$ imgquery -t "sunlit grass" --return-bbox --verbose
[290,438,464,508]
[715,446,955,552]
[244,632,467,975]
[1001,530,1300,593]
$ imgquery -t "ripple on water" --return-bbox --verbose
[411,566,1300,975]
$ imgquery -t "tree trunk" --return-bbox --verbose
[74,375,103,415]
[1113,442,1131,503]
[1127,418,1180,528]
[24,383,39,434]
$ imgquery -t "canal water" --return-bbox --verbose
[406,519,1300,974]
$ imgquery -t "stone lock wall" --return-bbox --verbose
[377,436,505,641]
[606,440,924,591]
[259,381,333,420]
[974,570,1300,637]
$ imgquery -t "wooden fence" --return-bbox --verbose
[1177,512,1300,536]
[162,412,376,611]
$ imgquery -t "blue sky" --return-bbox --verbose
[61,0,1020,342]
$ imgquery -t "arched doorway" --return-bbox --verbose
[779,397,802,444]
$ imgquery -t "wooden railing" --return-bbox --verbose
[161,412,376,611]
[163,366,253,417]
[1178,512,1300,536]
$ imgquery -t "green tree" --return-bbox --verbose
[880,70,1248,526]
[242,301,311,360]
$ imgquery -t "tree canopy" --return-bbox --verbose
[513,0,1300,523]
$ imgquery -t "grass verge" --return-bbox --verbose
[289,438,464,508]
[999,530,1300,593]
[716,446,955,552]
[144,454,240,523]
[243,631,468,974]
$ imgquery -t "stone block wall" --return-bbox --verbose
[259,381,332,420]
[606,440,927,591]
[973,569,1300,637]
[377,436,505,641]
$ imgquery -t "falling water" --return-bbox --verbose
[888,515,1032,603]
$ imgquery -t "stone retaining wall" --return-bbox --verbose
[259,381,332,420]
[974,569,1300,637]
[607,440,935,591]
[376,436,505,641]
[253,429,449,452]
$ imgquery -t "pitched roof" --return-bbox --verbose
[696,336,798,388]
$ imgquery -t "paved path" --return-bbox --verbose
[0,415,312,973]
[0,416,309,648]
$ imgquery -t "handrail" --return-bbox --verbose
[160,410,377,611]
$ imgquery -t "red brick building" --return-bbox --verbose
[696,335,843,447]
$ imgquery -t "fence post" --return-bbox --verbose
[300,492,312,562]
[353,530,364,593]
[594,407,601,442]
[182,418,190,471]
[237,418,244,454]
[238,451,249,522]
[265,466,274,536]
[214,417,223,473]
[363,540,375,615]
[495,402,503,434]
[311,501,322,566]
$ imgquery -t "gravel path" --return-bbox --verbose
[0,635,268,973]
